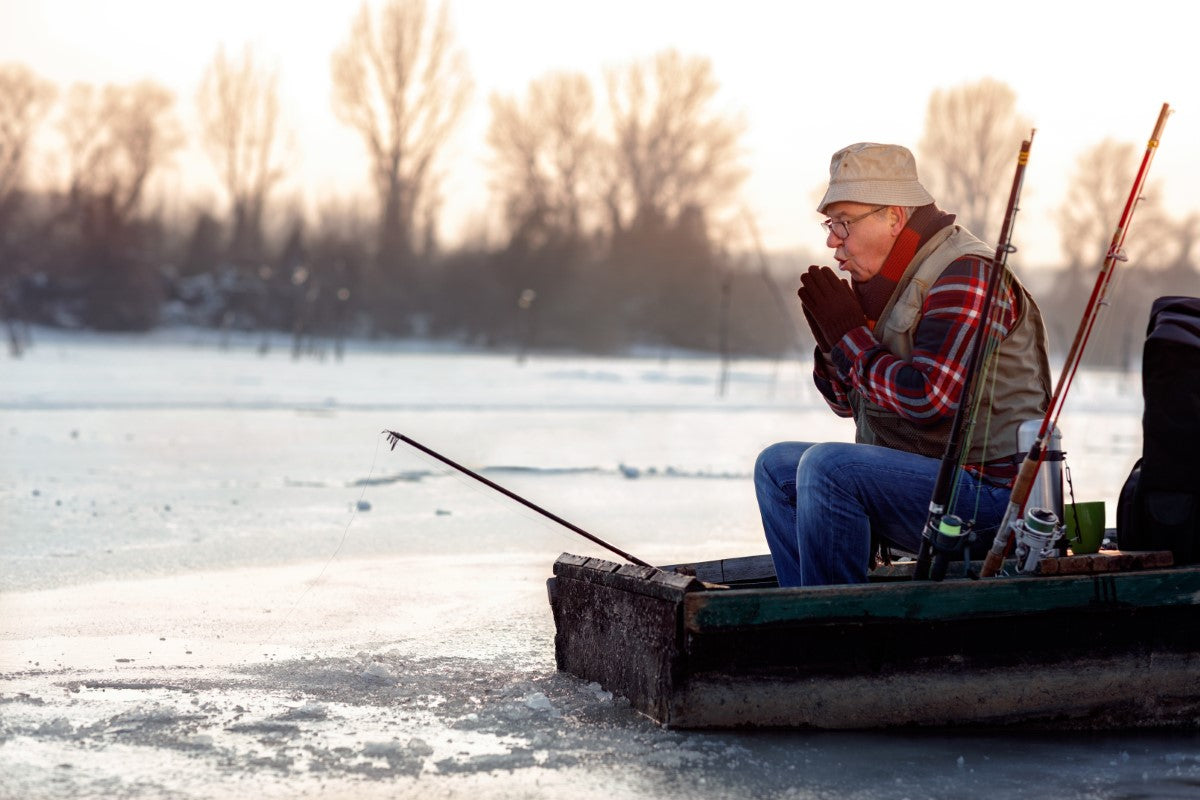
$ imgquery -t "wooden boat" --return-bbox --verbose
[546,548,1200,730]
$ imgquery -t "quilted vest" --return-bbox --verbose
[849,226,1052,463]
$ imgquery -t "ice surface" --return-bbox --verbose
[2,329,1190,800]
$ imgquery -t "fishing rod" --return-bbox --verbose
[914,131,1035,581]
[981,102,1172,578]
[383,430,655,569]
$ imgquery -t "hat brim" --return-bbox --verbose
[818,180,934,215]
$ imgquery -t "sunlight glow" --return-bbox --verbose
[1,0,1197,266]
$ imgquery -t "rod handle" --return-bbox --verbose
[980,539,1008,578]
[1008,450,1042,511]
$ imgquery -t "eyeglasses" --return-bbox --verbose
[820,205,888,239]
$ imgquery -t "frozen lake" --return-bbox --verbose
[2,329,1197,799]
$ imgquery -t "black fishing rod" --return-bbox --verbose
[914,131,1035,581]
[383,430,655,569]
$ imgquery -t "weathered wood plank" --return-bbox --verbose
[684,568,1200,632]
[665,652,1200,729]
[553,553,702,602]
[1036,550,1175,575]
[664,548,1173,584]
[551,574,683,722]
[549,552,1200,730]
[868,558,1005,580]
[667,554,1007,584]
[663,554,776,585]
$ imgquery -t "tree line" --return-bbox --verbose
[1,0,1195,365]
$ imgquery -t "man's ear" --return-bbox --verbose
[887,206,908,234]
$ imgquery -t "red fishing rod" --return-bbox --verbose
[914,131,1035,581]
[981,102,1172,578]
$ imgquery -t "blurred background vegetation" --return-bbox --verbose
[1,0,1195,365]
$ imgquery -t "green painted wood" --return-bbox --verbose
[684,567,1200,632]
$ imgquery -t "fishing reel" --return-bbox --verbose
[923,513,978,582]
[1011,507,1063,574]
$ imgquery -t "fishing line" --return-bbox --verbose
[947,270,1011,520]
[1082,255,1133,370]
[248,433,382,660]
[968,359,1002,525]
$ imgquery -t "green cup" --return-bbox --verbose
[1065,501,1106,555]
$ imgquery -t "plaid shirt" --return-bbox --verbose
[814,257,1019,424]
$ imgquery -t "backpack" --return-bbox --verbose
[1116,296,1200,563]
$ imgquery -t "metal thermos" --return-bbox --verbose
[1017,419,1063,520]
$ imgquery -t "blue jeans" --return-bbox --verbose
[754,441,1011,586]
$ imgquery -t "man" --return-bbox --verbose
[755,142,1051,586]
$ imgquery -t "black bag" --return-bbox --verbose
[1117,296,1200,563]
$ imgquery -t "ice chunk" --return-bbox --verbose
[281,700,328,720]
[407,738,433,757]
[523,692,555,713]
[363,740,403,758]
[362,662,394,683]
[35,718,73,737]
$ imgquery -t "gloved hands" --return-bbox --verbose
[797,265,867,349]
[800,305,831,352]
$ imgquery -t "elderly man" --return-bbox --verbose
[755,142,1052,586]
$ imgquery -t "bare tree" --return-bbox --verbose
[1159,212,1200,289]
[54,81,182,329]
[196,44,284,268]
[1050,139,1168,366]
[0,63,57,224]
[486,71,600,248]
[1057,139,1167,271]
[330,0,472,278]
[918,78,1031,243]
[59,80,183,228]
[0,65,57,353]
[603,49,747,239]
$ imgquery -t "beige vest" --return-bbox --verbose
[849,226,1052,463]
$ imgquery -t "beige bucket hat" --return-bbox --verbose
[817,142,934,214]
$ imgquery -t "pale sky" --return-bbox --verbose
[3,0,1199,270]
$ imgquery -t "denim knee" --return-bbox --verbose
[795,441,855,486]
[754,442,788,486]
[755,442,814,498]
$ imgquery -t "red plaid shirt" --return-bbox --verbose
[814,256,1019,424]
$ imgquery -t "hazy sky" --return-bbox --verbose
[3,0,1198,269]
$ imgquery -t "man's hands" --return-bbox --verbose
[797,266,867,350]
[801,304,831,351]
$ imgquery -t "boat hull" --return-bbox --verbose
[547,553,1200,729]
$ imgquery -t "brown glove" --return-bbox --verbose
[797,265,867,348]
[801,304,831,351]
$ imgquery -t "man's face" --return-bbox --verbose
[821,202,900,282]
